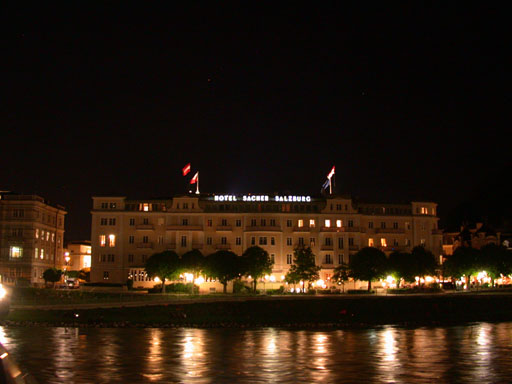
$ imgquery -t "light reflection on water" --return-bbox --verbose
[1,322,512,383]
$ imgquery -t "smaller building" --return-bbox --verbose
[443,222,500,257]
[63,240,92,272]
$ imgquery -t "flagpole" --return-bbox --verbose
[195,172,200,194]
[329,177,332,195]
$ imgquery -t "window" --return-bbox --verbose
[108,234,116,247]
[325,254,332,264]
[270,219,276,227]
[348,238,354,246]
[143,236,149,243]
[128,254,134,262]
[310,219,316,228]
[40,249,44,259]
[325,237,332,246]
[183,203,188,209]
[35,228,39,239]
[405,239,411,246]
[158,236,163,244]
[140,203,150,212]
[110,203,116,209]
[338,237,344,249]
[298,237,304,246]
[221,237,227,245]
[336,204,342,211]
[298,219,304,228]
[46,232,50,241]
[338,254,344,264]
[336,220,342,228]
[236,237,241,245]
[406,222,411,230]
[251,237,256,245]
[324,219,331,228]
[381,222,386,229]
[287,220,292,227]
[129,236,134,244]
[107,254,115,262]
[101,218,107,225]
[348,220,353,227]
[261,219,266,226]
[270,254,275,263]
[181,236,187,247]
[143,218,149,225]
[182,218,189,226]
[271,237,275,246]
[393,239,398,246]
[368,238,374,247]
[420,239,426,245]
[368,221,374,229]
[101,202,108,209]
[109,218,116,225]
[129,218,135,226]
[393,222,398,229]
[381,238,387,247]
[99,235,106,247]
[207,237,212,245]
[251,219,257,226]
[259,237,267,245]
[421,207,428,214]
[221,219,228,226]
[207,219,213,227]
[287,237,292,246]
[236,219,242,227]
[310,238,316,246]
[35,248,38,259]
[286,254,293,264]
[10,246,22,258]
[103,271,109,280]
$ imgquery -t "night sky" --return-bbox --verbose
[1,3,509,241]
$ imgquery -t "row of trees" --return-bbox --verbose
[145,246,273,293]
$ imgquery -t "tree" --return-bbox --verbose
[205,250,243,293]
[387,251,415,287]
[43,268,62,287]
[443,246,480,289]
[410,246,438,282]
[242,246,274,292]
[145,250,181,293]
[332,263,350,292]
[480,244,512,285]
[181,249,205,294]
[285,245,320,292]
[349,247,387,291]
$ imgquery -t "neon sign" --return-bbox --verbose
[213,195,312,202]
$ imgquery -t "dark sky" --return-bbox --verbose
[1,3,509,241]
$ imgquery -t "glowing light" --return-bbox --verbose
[194,276,205,285]
[316,279,326,288]
[425,276,434,283]
[0,284,6,300]
[386,275,394,284]
[269,275,276,282]
[280,275,285,281]
[336,220,342,228]
[264,275,270,280]
[154,277,161,283]
[184,273,194,282]
[0,353,8,359]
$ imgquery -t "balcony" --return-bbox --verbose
[343,226,364,233]
[245,226,282,232]
[166,225,203,231]
[321,263,335,269]
[216,225,233,231]
[320,244,334,251]
[215,243,231,250]
[137,242,154,249]
[136,224,154,230]
[374,228,405,234]
[293,226,311,232]
[320,226,343,232]
[381,245,408,252]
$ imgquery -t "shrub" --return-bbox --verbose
[347,289,375,294]
[233,279,251,293]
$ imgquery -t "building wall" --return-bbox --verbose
[90,195,442,287]
[0,194,66,285]
[64,241,92,271]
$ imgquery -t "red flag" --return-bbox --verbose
[190,172,198,184]
[182,163,191,176]
[327,166,335,179]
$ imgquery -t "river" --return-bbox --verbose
[1,322,512,383]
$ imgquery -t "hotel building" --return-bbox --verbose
[0,193,66,286]
[90,193,442,290]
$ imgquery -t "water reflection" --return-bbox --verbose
[1,322,512,383]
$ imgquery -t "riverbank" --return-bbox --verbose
[3,292,512,328]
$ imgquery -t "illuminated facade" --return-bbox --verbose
[63,240,92,272]
[0,193,66,285]
[90,194,442,290]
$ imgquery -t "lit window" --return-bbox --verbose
[298,219,304,228]
[325,219,331,228]
[420,239,426,245]
[35,229,39,239]
[46,232,50,241]
[99,235,106,247]
[108,234,116,247]
[35,248,38,259]
[10,246,22,258]
[381,238,387,247]
[40,249,44,259]
[368,238,374,247]
[310,219,315,228]
[83,255,91,268]
[287,254,293,264]
[336,220,342,228]
[421,207,428,214]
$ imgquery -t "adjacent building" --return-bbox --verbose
[63,240,92,272]
[0,193,66,286]
[90,193,442,290]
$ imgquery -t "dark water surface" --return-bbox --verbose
[2,322,512,383]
